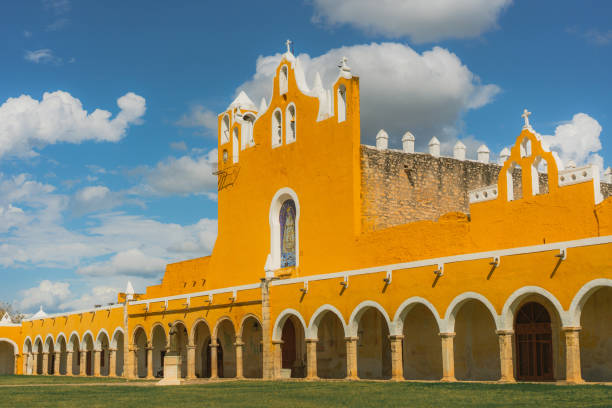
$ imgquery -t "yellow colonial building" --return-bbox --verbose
[1,45,611,384]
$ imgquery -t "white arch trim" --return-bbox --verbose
[34,335,43,347]
[110,327,124,348]
[239,313,262,337]
[272,308,308,341]
[569,279,612,326]
[43,334,55,352]
[392,297,442,336]
[442,292,501,333]
[307,304,348,339]
[212,316,236,338]
[23,336,33,352]
[347,300,393,337]
[81,330,95,349]
[269,187,300,271]
[0,338,19,355]
[96,328,111,349]
[190,318,212,341]
[500,286,568,330]
[56,332,67,346]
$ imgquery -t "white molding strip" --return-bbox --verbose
[23,304,124,322]
[22,235,612,321]
[270,235,612,287]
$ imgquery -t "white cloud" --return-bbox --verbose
[237,43,500,149]
[18,280,71,311]
[72,185,135,214]
[541,113,605,170]
[142,149,218,196]
[24,49,61,64]
[77,249,166,277]
[0,91,146,159]
[58,286,118,311]
[175,105,218,136]
[311,0,512,43]
[170,141,187,151]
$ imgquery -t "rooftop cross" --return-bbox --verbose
[522,109,532,128]
[286,39,292,54]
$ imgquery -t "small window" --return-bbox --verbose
[531,156,549,195]
[233,128,239,163]
[220,115,230,144]
[286,104,296,143]
[272,109,282,147]
[279,65,288,95]
[507,162,523,201]
[222,149,229,163]
[242,114,256,149]
[337,85,346,123]
[520,138,532,158]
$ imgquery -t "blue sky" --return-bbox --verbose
[1,0,610,314]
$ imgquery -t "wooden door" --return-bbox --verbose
[281,319,296,369]
[515,302,554,381]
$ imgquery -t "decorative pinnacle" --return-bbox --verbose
[522,109,532,129]
[338,56,350,71]
[286,39,293,54]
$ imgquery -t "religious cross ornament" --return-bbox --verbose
[522,109,532,129]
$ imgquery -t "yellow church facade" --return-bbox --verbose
[1,45,611,384]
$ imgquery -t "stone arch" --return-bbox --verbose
[285,103,296,143]
[68,332,81,375]
[95,329,111,376]
[56,333,67,348]
[273,309,307,378]
[444,293,501,381]
[272,108,282,147]
[111,327,125,376]
[213,317,237,378]
[55,334,68,375]
[23,337,33,375]
[502,287,566,380]
[569,279,612,326]
[307,304,348,339]
[272,309,307,342]
[571,279,612,382]
[169,320,189,378]
[220,114,230,144]
[132,326,148,378]
[394,297,443,380]
[279,64,288,95]
[81,331,95,351]
[67,332,80,352]
[43,334,54,353]
[192,318,212,378]
[393,297,442,335]
[151,323,167,378]
[501,286,567,330]
[240,314,263,378]
[81,331,95,376]
[0,339,17,375]
[96,329,110,349]
[33,336,43,375]
[349,301,392,379]
[309,304,348,379]
[348,300,392,337]
[269,187,301,271]
[443,292,501,333]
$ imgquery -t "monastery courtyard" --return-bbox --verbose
[1,376,612,408]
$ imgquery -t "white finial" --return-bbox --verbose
[286,39,293,54]
[258,97,268,114]
[477,144,490,163]
[522,109,532,129]
[604,167,612,183]
[338,56,352,78]
[499,147,511,164]
[453,141,466,160]
[376,129,389,150]
[402,131,415,153]
[566,160,576,169]
[428,136,440,157]
[126,281,135,301]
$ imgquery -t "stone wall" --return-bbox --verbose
[360,145,612,232]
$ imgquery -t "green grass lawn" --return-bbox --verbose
[1,377,611,408]
[0,375,150,385]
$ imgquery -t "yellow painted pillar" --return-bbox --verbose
[54,352,61,375]
[23,353,29,375]
[272,340,283,379]
[389,335,404,381]
[563,327,584,384]
[146,346,153,379]
[93,350,101,377]
[345,337,358,380]
[109,348,117,377]
[79,351,86,376]
[235,336,244,379]
[496,330,515,382]
[42,352,49,375]
[187,344,196,379]
[305,339,318,380]
[439,332,456,382]
[66,352,73,375]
